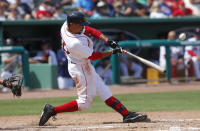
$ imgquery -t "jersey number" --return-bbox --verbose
[61,38,70,54]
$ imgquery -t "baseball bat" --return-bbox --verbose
[123,50,166,73]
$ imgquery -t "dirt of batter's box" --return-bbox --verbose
[0,111,200,131]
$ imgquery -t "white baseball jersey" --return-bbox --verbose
[159,45,184,69]
[184,37,200,61]
[184,37,200,78]
[60,22,112,110]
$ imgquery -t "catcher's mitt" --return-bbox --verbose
[2,74,23,96]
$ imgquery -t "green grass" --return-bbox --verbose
[0,91,200,116]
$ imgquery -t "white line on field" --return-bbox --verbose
[159,118,200,122]
[156,126,200,131]
[169,126,200,131]
[61,124,126,130]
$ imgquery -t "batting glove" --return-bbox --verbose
[107,40,118,49]
[112,47,123,54]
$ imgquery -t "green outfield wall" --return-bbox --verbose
[29,64,58,89]
[0,63,58,89]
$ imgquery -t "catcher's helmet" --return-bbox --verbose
[67,11,90,26]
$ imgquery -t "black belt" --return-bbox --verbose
[70,61,76,64]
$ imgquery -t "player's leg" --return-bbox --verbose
[95,71,147,123]
[39,100,79,126]
[171,57,178,78]
[130,62,143,78]
[57,76,65,89]
[57,76,73,89]
[192,57,200,79]
[39,63,96,126]
[120,62,129,76]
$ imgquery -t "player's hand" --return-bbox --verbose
[112,47,123,54]
[107,40,118,49]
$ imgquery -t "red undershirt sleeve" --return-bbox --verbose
[88,52,103,60]
[84,26,102,39]
[188,50,197,57]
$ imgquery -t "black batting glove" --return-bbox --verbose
[112,47,123,54]
[107,40,118,49]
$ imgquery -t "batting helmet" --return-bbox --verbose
[67,11,90,26]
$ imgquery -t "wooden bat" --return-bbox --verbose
[123,50,166,73]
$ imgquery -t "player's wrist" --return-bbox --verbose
[112,47,123,54]
[107,40,118,49]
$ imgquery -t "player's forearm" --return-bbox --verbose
[29,58,41,63]
[88,50,112,60]
[4,55,18,64]
[0,78,3,85]
[99,34,108,43]
[101,50,113,58]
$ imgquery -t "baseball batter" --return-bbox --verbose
[39,11,147,126]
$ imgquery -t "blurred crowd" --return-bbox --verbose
[0,0,200,21]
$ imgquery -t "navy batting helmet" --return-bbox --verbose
[67,11,90,26]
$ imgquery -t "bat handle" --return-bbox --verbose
[122,49,128,54]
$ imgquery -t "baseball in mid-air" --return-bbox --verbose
[178,33,186,40]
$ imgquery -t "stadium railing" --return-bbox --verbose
[0,46,30,87]
[110,40,200,84]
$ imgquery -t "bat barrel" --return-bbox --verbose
[123,50,165,73]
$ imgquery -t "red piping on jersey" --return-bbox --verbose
[64,26,87,38]
[81,65,88,101]
[84,26,102,39]
[61,33,70,54]
[88,52,103,60]
[87,38,90,47]
[188,50,197,56]
[63,24,102,39]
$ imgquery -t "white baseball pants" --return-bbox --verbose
[68,62,112,110]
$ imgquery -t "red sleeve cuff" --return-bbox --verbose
[84,26,102,39]
[88,52,103,60]
[188,50,197,56]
